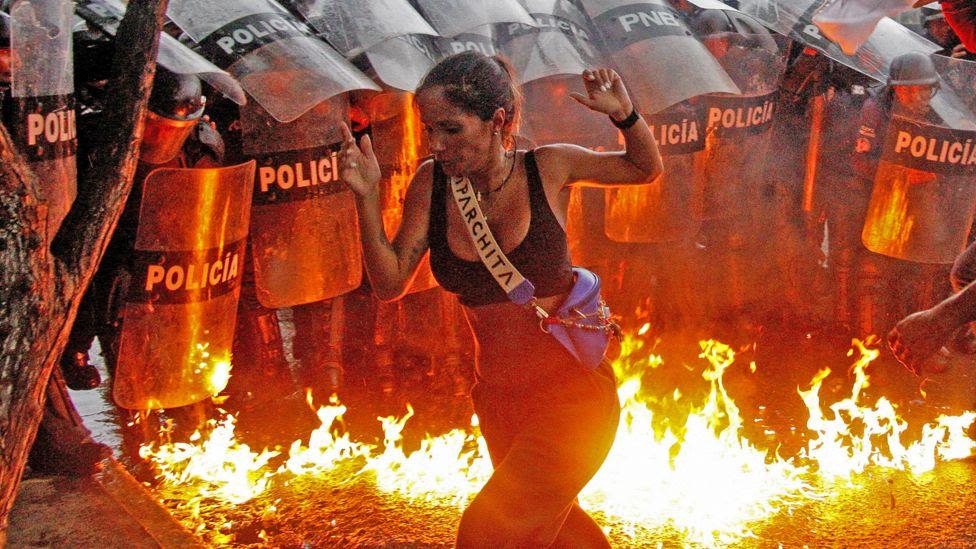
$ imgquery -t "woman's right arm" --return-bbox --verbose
[340,123,432,301]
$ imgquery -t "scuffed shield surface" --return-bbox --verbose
[579,0,739,114]
[606,100,706,242]
[243,98,363,308]
[114,161,255,410]
[9,0,76,238]
[168,0,377,122]
[862,115,976,263]
[694,31,788,223]
[75,0,246,105]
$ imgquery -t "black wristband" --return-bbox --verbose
[610,108,640,130]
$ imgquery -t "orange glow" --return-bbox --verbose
[861,162,932,257]
[139,335,976,543]
[381,94,422,237]
[799,338,976,477]
[803,95,824,213]
[378,93,437,293]
[605,182,664,241]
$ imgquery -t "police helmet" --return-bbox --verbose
[149,68,205,120]
[887,52,939,87]
[140,68,205,164]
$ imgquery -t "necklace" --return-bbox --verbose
[476,150,517,203]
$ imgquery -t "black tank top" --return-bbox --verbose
[429,150,574,307]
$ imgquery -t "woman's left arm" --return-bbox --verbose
[537,68,663,189]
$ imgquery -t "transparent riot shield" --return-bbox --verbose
[862,114,976,264]
[412,0,535,39]
[930,54,976,132]
[167,0,378,122]
[432,24,500,59]
[578,0,739,115]
[242,98,362,308]
[497,0,603,85]
[285,0,437,57]
[369,91,438,293]
[361,33,439,91]
[284,0,439,91]
[114,161,255,410]
[695,32,788,222]
[9,0,75,238]
[605,99,705,242]
[739,0,939,84]
[519,74,618,148]
[75,0,246,105]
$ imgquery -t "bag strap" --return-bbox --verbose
[448,175,549,317]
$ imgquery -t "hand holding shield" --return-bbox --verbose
[570,68,634,122]
[340,122,381,200]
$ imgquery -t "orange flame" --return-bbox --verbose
[381,94,422,237]
[139,333,976,544]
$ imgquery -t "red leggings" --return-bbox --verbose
[458,360,620,548]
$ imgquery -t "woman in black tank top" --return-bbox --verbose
[340,51,662,548]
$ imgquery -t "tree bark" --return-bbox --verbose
[0,0,169,540]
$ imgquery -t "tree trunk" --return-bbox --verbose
[0,0,169,540]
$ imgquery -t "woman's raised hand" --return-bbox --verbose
[570,68,634,121]
[340,122,381,199]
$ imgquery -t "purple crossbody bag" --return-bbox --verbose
[448,176,619,370]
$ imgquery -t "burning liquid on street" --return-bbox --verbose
[138,330,976,545]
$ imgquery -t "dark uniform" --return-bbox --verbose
[846,53,948,336]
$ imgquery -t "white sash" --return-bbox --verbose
[448,175,537,306]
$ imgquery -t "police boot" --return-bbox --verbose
[832,248,856,331]
[228,307,294,403]
[320,345,343,394]
[296,347,344,396]
[443,352,469,398]
[374,345,397,396]
[252,309,293,393]
[165,400,215,442]
[855,254,884,338]
[60,350,101,391]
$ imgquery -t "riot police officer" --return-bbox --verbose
[58,67,219,393]
[849,52,946,337]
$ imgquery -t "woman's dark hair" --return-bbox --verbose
[416,50,522,143]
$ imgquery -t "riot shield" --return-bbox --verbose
[605,99,705,242]
[285,0,437,57]
[9,0,75,238]
[930,54,976,132]
[578,0,739,115]
[861,114,976,264]
[114,161,255,410]
[167,0,378,122]
[284,0,439,91]
[75,0,246,105]
[412,0,535,39]
[695,32,787,222]
[361,33,439,91]
[369,91,438,293]
[497,0,604,84]
[739,0,939,84]
[519,74,617,148]
[242,98,363,308]
[432,24,500,59]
